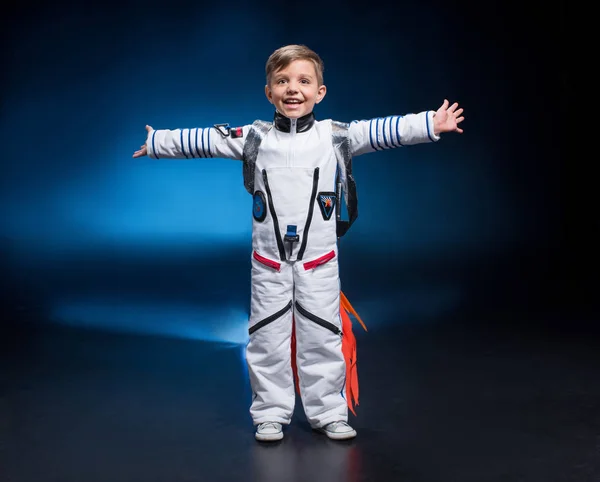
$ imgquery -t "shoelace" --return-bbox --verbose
[259,422,280,431]
[326,421,351,432]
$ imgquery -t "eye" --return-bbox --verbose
[277,79,287,84]
[300,79,310,84]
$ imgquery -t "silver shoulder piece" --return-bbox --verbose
[242,120,272,194]
[331,121,358,237]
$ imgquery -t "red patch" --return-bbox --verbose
[231,127,243,138]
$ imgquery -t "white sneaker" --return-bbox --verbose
[318,421,357,440]
[255,422,283,442]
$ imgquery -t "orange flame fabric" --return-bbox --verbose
[291,291,367,416]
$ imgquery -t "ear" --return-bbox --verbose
[265,85,273,104]
[316,84,327,104]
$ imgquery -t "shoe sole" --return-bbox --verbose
[318,428,357,440]
[255,432,284,442]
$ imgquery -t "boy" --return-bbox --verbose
[133,44,464,442]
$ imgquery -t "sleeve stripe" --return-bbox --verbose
[207,127,213,158]
[383,116,407,149]
[370,117,411,151]
[386,117,396,148]
[187,129,193,157]
[382,117,390,148]
[368,119,377,151]
[426,111,435,142]
[151,131,158,159]
[395,116,404,146]
[180,130,189,158]
[193,128,199,157]
[201,128,207,157]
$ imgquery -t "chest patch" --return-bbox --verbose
[253,190,267,222]
[317,192,336,221]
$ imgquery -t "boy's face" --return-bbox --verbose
[265,59,326,119]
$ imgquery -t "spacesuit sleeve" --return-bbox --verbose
[348,111,440,157]
[146,124,251,161]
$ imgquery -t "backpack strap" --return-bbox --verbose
[242,120,272,194]
[331,121,358,237]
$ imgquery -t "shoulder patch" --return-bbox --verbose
[230,127,244,138]
[213,123,244,139]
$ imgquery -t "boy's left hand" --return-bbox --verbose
[433,99,464,135]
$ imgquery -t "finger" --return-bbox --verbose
[455,127,463,134]
[441,99,449,110]
[454,108,464,117]
[448,102,459,113]
[456,116,465,124]
[146,125,153,132]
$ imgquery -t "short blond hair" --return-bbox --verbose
[265,44,325,86]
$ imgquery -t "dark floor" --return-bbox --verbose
[1,312,599,482]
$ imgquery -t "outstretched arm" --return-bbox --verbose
[132,123,249,161]
[347,99,465,157]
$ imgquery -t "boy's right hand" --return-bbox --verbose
[132,125,153,158]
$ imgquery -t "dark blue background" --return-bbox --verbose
[1,0,581,344]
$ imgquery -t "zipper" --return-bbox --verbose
[297,167,320,260]
[295,301,342,336]
[253,251,281,271]
[249,300,293,335]
[288,118,297,167]
[262,169,286,261]
[303,250,336,270]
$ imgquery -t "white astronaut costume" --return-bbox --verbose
[146,110,439,428]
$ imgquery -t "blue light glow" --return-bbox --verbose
[51,298,250,345]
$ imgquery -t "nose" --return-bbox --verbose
[286,82,298,94]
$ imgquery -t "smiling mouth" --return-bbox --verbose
[284,99,303,105]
